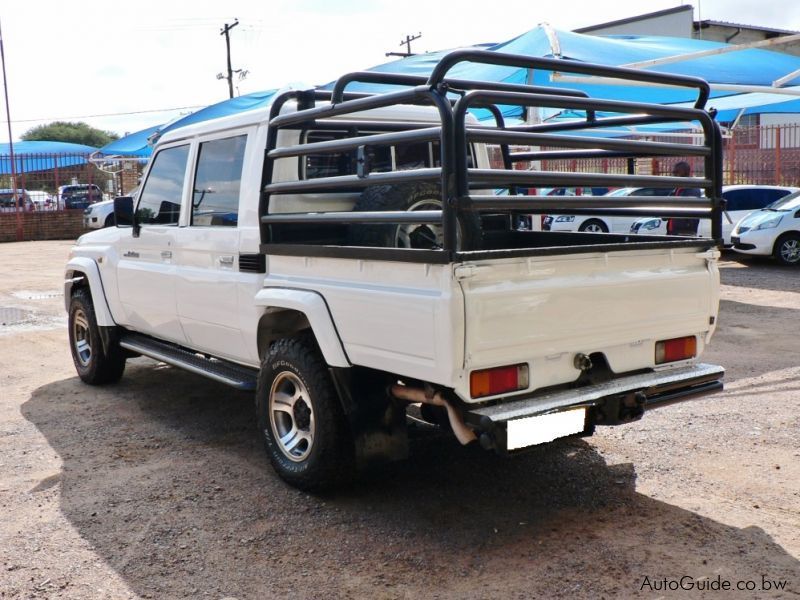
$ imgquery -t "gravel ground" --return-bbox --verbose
[0,240,798,599]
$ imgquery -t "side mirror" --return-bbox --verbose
[113,196,138,236]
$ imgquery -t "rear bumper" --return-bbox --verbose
[464,363,724,452]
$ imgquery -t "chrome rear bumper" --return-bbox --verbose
[465,363,724,452]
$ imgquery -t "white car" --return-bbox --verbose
[731,190,800,265]
[544,186,673,233]
[630,185,800,245]
[0,189,33,212]
[27,190,55,210]
[84,188,139,229]
[83,199,116,229]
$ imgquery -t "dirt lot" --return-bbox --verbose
[1,240,798,599]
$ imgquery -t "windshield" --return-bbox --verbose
[765,190,800,211]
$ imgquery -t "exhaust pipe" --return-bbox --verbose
[391,384,477,445]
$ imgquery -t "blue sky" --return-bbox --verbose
[2,0,799,141]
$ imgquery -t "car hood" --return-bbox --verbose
[88,199,114,211]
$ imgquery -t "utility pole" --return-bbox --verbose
[0,18,22,241]
[220,19,239,99]
[385,32,421,58]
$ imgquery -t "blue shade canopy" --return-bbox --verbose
[350,27,800,121]
[156,89,278,138]
[693,91,800,122]
[0,141,98,174]
[98,125,163,157]
[95,90,278,158]
[93,26,800,156]
[106,89,280,157]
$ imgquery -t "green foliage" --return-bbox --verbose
[21,121,119,148]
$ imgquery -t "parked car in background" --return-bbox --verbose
[543,187,673,233]
[0,189,33,212]
[83,200,115,228]
[732,190,800,265]
[84,189,138,229]
[630,185,800,245]
[59,184,105,209]
[27,190,55,210]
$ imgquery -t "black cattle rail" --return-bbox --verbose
[259,48,723,263]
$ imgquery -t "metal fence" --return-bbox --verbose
[495,123,800,190]
[724,124,800,186]
[0,152,143,212]
[2,122,799,214]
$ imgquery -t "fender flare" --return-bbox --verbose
[64,257,116,327]
[254,287,350,368]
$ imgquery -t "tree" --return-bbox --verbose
[21,121,119,148]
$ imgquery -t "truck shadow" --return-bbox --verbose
[23,361,799,599]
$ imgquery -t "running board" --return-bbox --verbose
[119,333,258,391]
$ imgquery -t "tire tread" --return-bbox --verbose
[256,334,355,491]
[68,288,126,385]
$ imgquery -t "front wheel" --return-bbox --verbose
[68,288,126,384]
[256,335,355,491]
[773,233,800,266]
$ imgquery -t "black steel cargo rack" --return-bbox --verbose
[259,49,723,263]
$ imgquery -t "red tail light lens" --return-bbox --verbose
[655,336,697,364]
[470,364,529,399]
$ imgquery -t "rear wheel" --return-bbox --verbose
[578,219,608,233]
[773,233,800,266]
[256,335,355,491]
[68,288,126,384]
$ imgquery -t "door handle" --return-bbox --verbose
[161,251,172,259]
[219,255,235,266]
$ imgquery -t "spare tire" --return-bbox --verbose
[348,182,481,251]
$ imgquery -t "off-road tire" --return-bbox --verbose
[348,182,481,250]
[256,334,355,491]
[68,288,126,384]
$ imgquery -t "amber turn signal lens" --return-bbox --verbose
[655,336,697,364]
[470,364,529,399]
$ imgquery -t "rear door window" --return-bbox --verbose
[191,135,247,227]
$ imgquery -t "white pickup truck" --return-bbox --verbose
[65,50,725,490]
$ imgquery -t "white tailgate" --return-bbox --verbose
[456,247,720,402]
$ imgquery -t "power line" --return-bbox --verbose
[10,105,205,124]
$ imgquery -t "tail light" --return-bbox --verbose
[470,364,529,399]
[655,336,697,364]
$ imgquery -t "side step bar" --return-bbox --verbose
[119,332,258,391]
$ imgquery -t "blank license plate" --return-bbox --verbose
[506,408,587,450]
